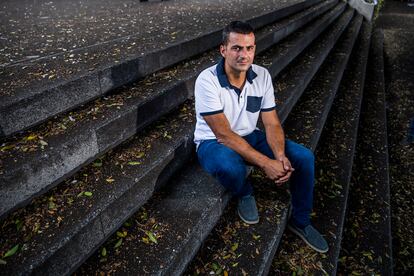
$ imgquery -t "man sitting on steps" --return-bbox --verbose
[194,21,328,253]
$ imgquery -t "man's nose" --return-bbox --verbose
[239,48,248,57]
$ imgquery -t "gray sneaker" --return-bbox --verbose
[288,222,329,253]
[237,195,259,224]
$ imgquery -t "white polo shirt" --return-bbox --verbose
[194,58,276,147]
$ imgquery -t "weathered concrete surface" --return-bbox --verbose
[376,1,414,274]
[282,13,365,275]
[376,0,414,30]
[0,0,332,220]
[184,10,361,276]
[311,20,372,276]
[34,135,196,276]
[284,13,362,150]
[271,18,372,275]
[0,0,302,66]
[185,177,291,276]
[0,109,196,275]
[76,163,230,275]
[76,9,353,273]
[0,3,367,275]
[261,1,345,78]
[0,0,321,136]
[338,28,393,276]
[0,5,344,273]
[276,7,354,123]
[256,0,338,54]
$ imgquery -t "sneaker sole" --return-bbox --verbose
[237,209,259,224]
[287,224,329,253]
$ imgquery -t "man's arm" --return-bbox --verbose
[261,109,294,183]
[203,113,287,181]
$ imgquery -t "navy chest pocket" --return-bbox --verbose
[246,96,262,113]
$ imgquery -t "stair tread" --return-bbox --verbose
[255,0,344,78]
[0,0,323,137]
[338,28,393,275]
[0,0,339,220]
[184,10,359,276]
[0,102,195,275]
[0,0,315,99]
[284,13,363,150]
[273,20,372,275]
[274,6,354,122]
[0,3,350,271]
[309,20,372,276]
[76,5,352,275]
[256,0,338,53]
[77,163,229,275]
[1,0,316,67]
[0,3,380,276]
[184,173,290,276]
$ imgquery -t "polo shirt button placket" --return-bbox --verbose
[239,96,244,107]
[240,88,246,106]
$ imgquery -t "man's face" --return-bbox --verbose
[220,32,256,74]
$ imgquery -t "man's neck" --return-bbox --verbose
[225,64,247,90]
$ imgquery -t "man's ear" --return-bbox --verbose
[220,44,226,58]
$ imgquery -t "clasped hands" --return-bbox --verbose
[262,155,294,185]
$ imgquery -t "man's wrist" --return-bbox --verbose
[275,152,286,161]
[257,155,271,169]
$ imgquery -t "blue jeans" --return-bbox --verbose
[197,129,314,228]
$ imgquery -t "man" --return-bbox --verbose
[194,21,328,253]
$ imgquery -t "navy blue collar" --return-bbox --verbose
[216,58,257,88]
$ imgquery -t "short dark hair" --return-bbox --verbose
[222,21,254,45]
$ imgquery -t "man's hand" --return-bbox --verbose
[261,159,287,183]
[261,110,293,185]
[275,155,294,185]
[278,155,293,170]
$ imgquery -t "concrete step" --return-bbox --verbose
[256,0,338,54]
[338,29,393,275]
[183,174,291,276]
[0,102,196,275]
[0,0,340,220]
[0,2,352,274]
[308,21,372,275]
[182,11,361,276]
[272,20,372,275]
[0,0,324,137]
[275,6,354,123]
[77,162,230,275]
[376,0,414,31]
[255,0,344,78]
[0,0,315,66]
[74,7,356,275]
[284,13,363,150]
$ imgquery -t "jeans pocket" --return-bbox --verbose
[246,96,262,113]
